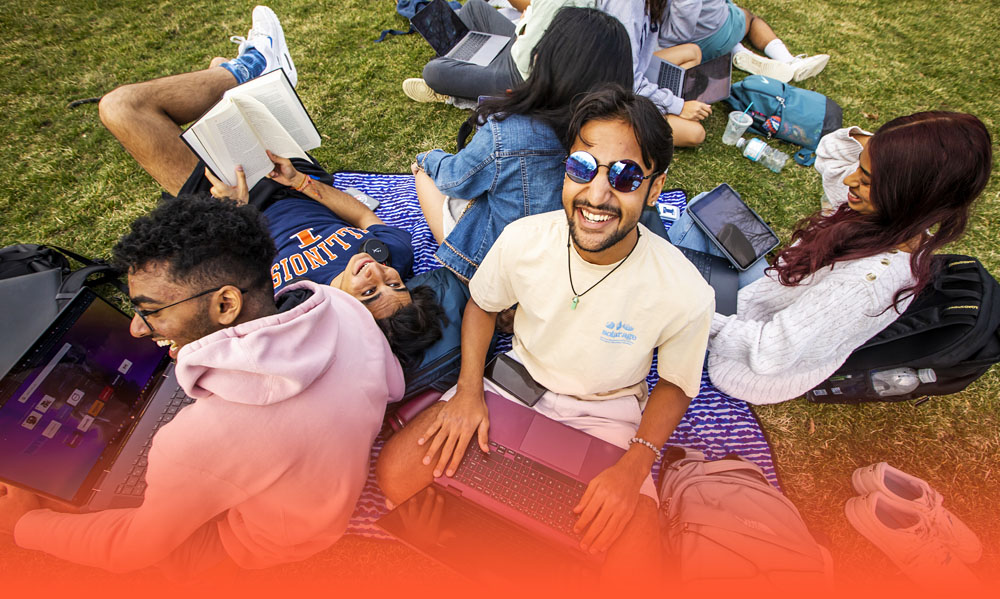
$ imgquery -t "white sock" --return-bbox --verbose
[732,42,751,55]
[764,39,795,63]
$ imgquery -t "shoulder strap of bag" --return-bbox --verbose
[794,147,816,167]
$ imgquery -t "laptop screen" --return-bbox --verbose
[0,288,170,504]
[410,0,468,56]
[682,52,732,104]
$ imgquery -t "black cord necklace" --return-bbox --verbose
[567,229,641,310]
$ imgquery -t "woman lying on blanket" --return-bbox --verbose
[203,152,445,368]
[676,112,992,404]
[411,7,634,282]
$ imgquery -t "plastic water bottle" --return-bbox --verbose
[736,138,789,173]
[869,367,937,397]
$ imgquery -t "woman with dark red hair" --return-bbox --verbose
[705,112,992,404]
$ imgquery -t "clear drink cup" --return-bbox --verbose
[722,111,754,145]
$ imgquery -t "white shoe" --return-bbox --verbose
[852,462,982,563]
[230,5,297,87]
[732,51,794,83]
[845,493,981,588]
[402,78,449,103]
[789,53,830,82]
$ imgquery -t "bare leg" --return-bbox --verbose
[99,65,238,195]
[740,8,778,51]
[413,168,448,244]
[376,401,446,505]
[654,43,702,69]
[600,497,661,590]
[667,114,706,148]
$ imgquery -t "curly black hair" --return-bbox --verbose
[111,194,277,296]
[376,285,447,368]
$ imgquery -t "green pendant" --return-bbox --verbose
[571,296,579,310]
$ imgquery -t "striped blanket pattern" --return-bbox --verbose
[330,173,776,539]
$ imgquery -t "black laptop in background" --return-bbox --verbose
[0,288,194,511]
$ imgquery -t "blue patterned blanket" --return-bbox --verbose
[330,172,776,538]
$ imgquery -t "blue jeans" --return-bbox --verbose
[667,193,768,288]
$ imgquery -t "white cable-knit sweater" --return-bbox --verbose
[706,127,916,404]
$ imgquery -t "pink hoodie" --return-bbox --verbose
[15,281,403,572]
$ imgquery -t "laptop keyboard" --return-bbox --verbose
[450,32,490,62]
[678,246,713,280]
[115,387,195,496]
[657,63,683,92]
[453,440,587,537]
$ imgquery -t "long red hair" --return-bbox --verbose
[770,112,992,311]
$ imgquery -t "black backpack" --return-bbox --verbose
[0,243,123,309]
[807,255,1000,403]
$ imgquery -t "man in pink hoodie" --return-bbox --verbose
[0,195,405,575]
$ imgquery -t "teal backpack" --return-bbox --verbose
[726,75,842,167]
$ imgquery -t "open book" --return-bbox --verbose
[181,69,321,189]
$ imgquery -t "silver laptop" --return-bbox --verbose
[646,52,733,104]
[411,0,509,67]
[0,287,194,511]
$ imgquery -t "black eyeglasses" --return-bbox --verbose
[565,151,661,193]
[132,285,246,332]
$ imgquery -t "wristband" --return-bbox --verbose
[294,174,311,191]
[628,436,662,461]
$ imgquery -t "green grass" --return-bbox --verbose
[1,0,998,585]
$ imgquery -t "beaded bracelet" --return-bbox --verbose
[628,436,662,461]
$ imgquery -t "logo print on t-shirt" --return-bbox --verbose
[290,228,323,249]
[601,321,636,345]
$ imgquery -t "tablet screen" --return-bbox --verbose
[688,185,779,269]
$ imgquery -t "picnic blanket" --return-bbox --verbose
[330,172,777,539]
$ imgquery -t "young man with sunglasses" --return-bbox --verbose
[377,85,714,581]
[0,194,405,574]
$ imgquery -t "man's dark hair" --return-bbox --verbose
[112,194,277,300]
[376,285,446,368]
[564,83,674,176]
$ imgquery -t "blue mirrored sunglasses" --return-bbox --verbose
[565,151,658,193]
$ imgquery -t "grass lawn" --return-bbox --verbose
[1,0,998,588]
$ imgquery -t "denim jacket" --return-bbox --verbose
[417,114,566,281]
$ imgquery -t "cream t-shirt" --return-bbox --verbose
[470,211,714,402]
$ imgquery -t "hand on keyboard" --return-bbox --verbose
[572,457,647,553]
[418,383,490,478]
[397,486,455,548]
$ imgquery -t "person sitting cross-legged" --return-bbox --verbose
[657,0,829,83]
[376,84,715,584]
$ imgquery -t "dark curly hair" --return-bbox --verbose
[112,194,277,303]
[376,285,446,368]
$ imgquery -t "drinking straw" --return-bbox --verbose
[742,102,754,114]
